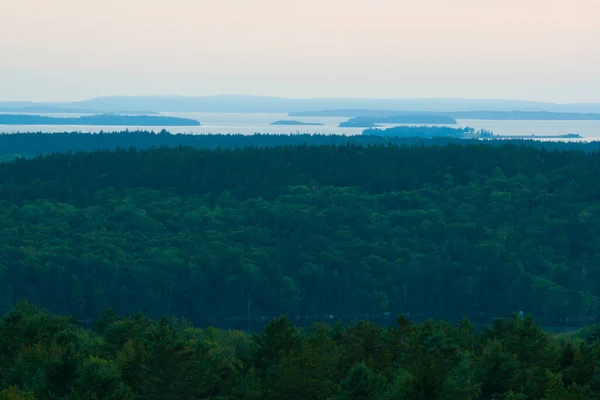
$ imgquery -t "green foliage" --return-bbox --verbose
[0,143,600,326]
[335,362,386,400]
[439,356,481,400]
[3,131,600,159]
[0,302,598,399]
[0,387,35,400]
[4,138,600,398]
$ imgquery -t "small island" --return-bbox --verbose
[270,120,324,126]
[0,114,200,126]
[340,115,457,128]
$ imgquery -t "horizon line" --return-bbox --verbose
[2,94,600,105]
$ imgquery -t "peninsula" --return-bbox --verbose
[0,114,200,126]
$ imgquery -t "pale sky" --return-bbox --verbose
[0,0,599,102]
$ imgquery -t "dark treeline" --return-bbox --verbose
[2,143,600,325]
[2,301,600,399]
[0,131,600,159]
[364,125,478,138]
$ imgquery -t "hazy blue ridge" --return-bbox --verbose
[4,95,600,113]
[294,109,600,120]
[0,114,200,126]
[0,106,159,114]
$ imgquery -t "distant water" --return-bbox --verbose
[1,112,600,141]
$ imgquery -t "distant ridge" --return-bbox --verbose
[0,114,200,126]
[0,106,158,115]
[2,95,600,114]
[293,109,600,121]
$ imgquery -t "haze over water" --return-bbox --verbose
[1,112,599,141]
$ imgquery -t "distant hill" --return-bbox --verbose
[450,111,600,120]
[0,114,200,126]
[270,120,324,126]
[340,115,457,127]
[3,95,600,113]
[293,109,600,120]
[0,106,159,114]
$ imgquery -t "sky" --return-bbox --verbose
[0,0,599,103]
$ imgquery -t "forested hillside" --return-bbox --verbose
[0,143,600,326]
[1,302,600,400]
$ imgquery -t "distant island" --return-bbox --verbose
[364,126,582,140]
[270,120,324,126]
[294,109,600,121]
[340,115,457,128]
[0,114,200,126]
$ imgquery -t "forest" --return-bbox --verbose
[1,301,600,399]
[0,141,600,327]
[364,126,479,138]
[1,131,599,159]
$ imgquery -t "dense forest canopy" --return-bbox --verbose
[2,302,600,400]
[0,142,600,327]
[0,131,599,160]
[364,126,479,138]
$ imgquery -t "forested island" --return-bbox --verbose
[1,302,600,400]
[339,115,457,127]
[0,114,200,126]
[270,120,324,126]
[294,109,600,120]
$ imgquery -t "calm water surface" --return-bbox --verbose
[1,112,600,140]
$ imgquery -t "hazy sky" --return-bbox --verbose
[1,0,599,102]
